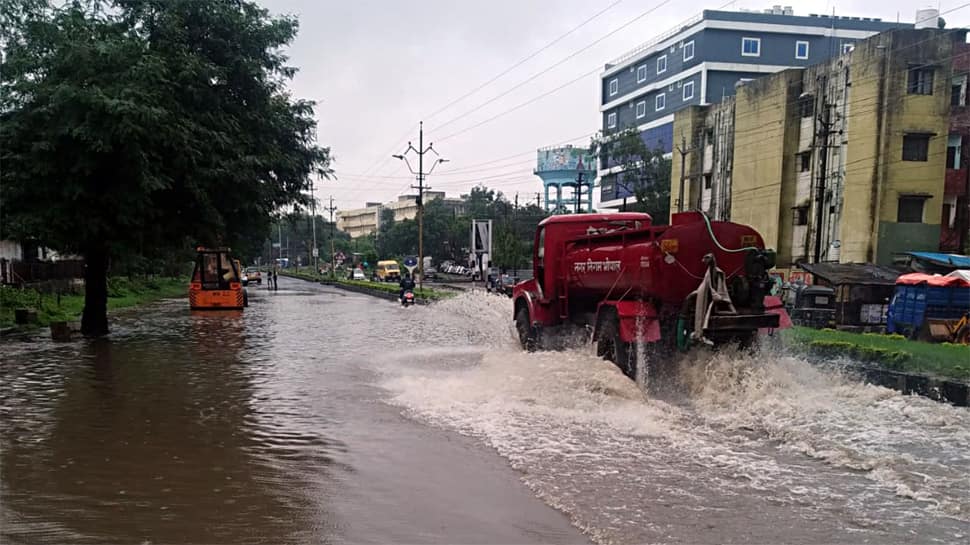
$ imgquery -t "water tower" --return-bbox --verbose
[535,145,596,214]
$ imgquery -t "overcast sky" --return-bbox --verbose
[263,0,964,212]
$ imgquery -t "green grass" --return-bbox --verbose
[0,277,187,329]
[784,326,970,381]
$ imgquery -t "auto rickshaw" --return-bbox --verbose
[189,247,247,310]
[789,284,835,328]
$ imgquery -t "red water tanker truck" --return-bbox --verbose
[512,211,791,377]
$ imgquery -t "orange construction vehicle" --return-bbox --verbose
[189,247,247,310]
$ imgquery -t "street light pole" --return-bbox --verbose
[392,121,448,290]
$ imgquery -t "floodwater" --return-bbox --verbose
[2,277,969,544]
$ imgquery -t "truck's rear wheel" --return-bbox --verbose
[515,306,538,352]
[597,314,636,380]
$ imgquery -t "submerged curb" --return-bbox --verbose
[804,355,970,407]
[848,364,969,407]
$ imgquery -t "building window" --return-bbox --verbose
[683,40,695,61]
[897,197,926,223]
[637,65,647,83]
[951,74,967,106]
[657,55,667,74]
[947,135,962,169]
[607,112,617,128]
[902,134,930,161]
[798,95,814,118]
[794,206,809,226]
[609,78,618,96]
[841,42,854,54]
[683,81,694,101]
[795,41,809,60]
[704,174,712,189]
[635,100,646,119]
[655,93,665,111]
[799,152,811,172]
[907,66,934,95]
[741,37,760,57]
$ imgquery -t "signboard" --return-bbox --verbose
[471,219,492,255]
[403,256,418,276]
[536,146,594,173]
[311,248,319,258]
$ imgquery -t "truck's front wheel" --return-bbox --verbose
[597,315,637,380]
[515,306,538,352]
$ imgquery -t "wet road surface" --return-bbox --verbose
[2,276,969,544]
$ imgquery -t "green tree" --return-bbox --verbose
[1,0,330,335]
[590,127,671,224]
[492,225,526,272]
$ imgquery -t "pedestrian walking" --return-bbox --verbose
[273,267,279,291]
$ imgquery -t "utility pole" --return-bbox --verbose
[324,196,337,278]
[574,172,587,213]
[676,136,694,213]
[813,101,833,263]
[393,121,448,290]
[310,179,318,272]
[536,192,541,208]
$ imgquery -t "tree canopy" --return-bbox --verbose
[589,127,671,224]
[373,186,545,272]
[1,0,331,334]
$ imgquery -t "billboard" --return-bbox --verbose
[471,219,492,255]
[536,146,594,173]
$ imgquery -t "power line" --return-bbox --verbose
[424,0,626,121]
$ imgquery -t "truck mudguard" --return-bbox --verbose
[599,300,662,344]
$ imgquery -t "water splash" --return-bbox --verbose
[381,291,970,543]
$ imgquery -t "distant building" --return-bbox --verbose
[669,24,963,274]
[598,7,913,210]
[385,191,466,222]
[337,192,467,238]
[534,145,595,214]
[336,202,382,239]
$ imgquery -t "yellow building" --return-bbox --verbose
[670,28,959,267]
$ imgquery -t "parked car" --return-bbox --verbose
[497,274,517,297]
[349,268,366,281]
[424,267,438,279]
[245,267,263,285]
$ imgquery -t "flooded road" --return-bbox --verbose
[2,276,969,544]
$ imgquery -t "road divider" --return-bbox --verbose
[280,271,453,304]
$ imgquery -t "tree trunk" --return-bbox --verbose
[81,247,110,337]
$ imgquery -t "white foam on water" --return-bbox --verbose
[378,292,970,543]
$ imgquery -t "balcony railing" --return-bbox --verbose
[605,12,704,69]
